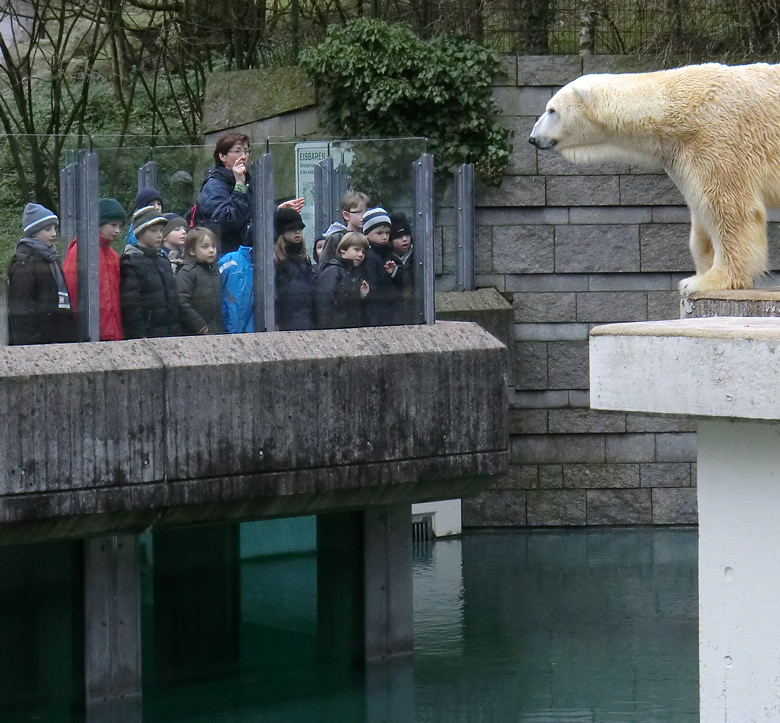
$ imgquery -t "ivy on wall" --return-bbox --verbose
[300,19,511,186]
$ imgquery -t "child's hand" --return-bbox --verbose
[279,198,305,213]
[384,260,396,275]
[360,280,370,298]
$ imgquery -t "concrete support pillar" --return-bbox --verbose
[363,505,413,660]
[83,534,141,723]
[317,505,413,666]
[698,418,780,720]
[317,511,365,664]
[152,524,240,684]
[590,313,780,721]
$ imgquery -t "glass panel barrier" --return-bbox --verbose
[1,135,436,346]
[268,137,429,332]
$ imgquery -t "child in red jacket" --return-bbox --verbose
[62,198,126,341]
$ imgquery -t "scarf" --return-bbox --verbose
[17,237,70,299]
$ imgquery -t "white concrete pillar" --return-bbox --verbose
[589,316,780,722]
[698,418,780,721]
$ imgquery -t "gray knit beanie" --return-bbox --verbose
[23,202,58,236]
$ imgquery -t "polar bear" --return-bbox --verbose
[529,63,780,293]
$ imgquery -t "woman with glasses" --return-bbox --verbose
[196,132,305,258]
[195,132,253,256]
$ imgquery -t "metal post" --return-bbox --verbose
[455,163,476,292]
[314,157,334,237]
[412,153,435,325]
[75,151,100,342]
[59,162,78,249]
[333,162,349,218]
[252,153,276,332]
[137,159,158,191]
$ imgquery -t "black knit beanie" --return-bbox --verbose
[134,187,163,210]
[275,207,305,237]
[389,212,412,240]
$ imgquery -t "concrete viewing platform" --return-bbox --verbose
[0,321,508,542]
[589,309,780,722]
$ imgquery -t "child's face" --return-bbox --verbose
[342,203,367,231]
[391,234,412,255]
[137,224,164,249]
[164,225,187,249]
[366,225,390,246]
[340,245,365,266]
[149,200,163,212]
[283,227,303,244]
[100,221,123,242]
[315,238,326,258]
[194,237,217,264]
[34,224,58,246]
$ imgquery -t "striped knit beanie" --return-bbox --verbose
[22,203,58,236]
[361,207,391,235]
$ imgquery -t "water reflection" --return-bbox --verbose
[0,527,698,722]
[414,528,698,723]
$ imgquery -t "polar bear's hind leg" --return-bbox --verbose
[679,201,767,293]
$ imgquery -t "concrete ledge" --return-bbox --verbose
[435,289,513,349]
[0,322,508,537]
[590,317,780,419]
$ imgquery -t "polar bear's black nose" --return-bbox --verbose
[528,135,538,146]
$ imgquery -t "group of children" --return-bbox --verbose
[6,188,416,345]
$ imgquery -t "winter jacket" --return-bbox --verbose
[317,221,348,267]
[8,240,76,345]
[364,242,404,327]
[125,224,138,247]
[396,246,416,324]
[315,257,367,329]
[176,259,225,335]
[195,165,252,255]
[62,233,124,341]
[275,255,315,331]
[162,246,185,276]
[119,244,182,339]
[219,246,254,334]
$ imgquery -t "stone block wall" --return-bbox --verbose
[441,55,711,527]
[204,55,780,527]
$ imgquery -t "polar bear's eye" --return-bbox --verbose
[548,108,556,114]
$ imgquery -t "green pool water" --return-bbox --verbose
[2,526,699,722]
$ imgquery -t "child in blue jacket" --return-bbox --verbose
[219,245,254,333]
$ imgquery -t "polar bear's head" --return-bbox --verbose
[529,73,667,167]
[528,76,611,160]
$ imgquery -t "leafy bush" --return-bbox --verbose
[300,19,511,186]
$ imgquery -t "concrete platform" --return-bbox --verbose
[0,322,508,542]
[590,313,780,721]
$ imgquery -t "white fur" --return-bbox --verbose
[529,63,780,292]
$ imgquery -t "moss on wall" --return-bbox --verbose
[202,67,317,133]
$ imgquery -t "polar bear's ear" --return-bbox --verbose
[570,80,593,105]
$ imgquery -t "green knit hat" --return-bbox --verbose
[98,198,127,226]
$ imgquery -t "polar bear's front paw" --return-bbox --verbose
[677,275,702,295]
